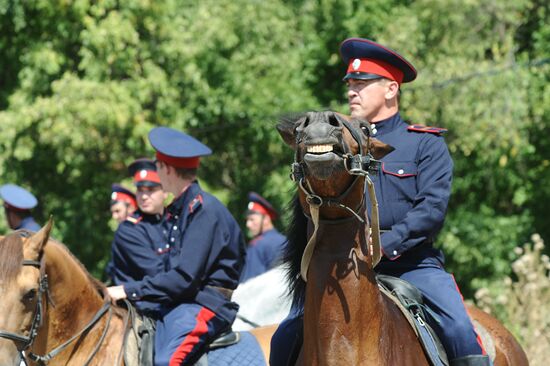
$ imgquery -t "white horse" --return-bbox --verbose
[232,265,292,331]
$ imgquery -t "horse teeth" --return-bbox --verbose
[307,144,333,153]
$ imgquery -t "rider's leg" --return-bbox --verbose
[270,311,303,366]
[154,303,231,366]
[396,264,487,361]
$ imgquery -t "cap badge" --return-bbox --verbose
[247,202,254,210]
[352,58,361,70]
[140,170,148,178]
[111,192,117,200]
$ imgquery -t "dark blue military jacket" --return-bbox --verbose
[123,182,246,322]
[239,228,287,283]
[368,112,452,266]
[17,216,41,232]
[111,210,168,313]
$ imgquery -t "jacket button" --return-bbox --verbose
[397,169,404,175]
[392,250,398,256]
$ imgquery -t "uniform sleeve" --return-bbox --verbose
[381,136,453,259]
[123,208,222,304]
[111,223,165,285]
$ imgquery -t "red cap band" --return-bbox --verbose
[155,151,200,169]
[133,170,161,184]
[111,192,137,208]
[4,203,30,212]
[347,58,404,84]
[248,202,274,219]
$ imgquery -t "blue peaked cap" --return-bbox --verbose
[0,184,38,210]
[148,127,212,159]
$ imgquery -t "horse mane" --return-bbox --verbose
[45,237,107,294]
[282,192,309,310]
[0,233,24,283]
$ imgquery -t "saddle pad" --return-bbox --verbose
[206,331,266,366]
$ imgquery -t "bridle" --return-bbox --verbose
[0,233,113,366]
[0,259,48,351]
[289,114,383,281]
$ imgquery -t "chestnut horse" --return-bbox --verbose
[276,111,528,366]
[0,221,274,366]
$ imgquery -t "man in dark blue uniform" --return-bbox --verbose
[110,184,137,224]
[240,192,287,283]
[0,184,41,231]
[107,127,246,366]
[271,38,490,366]
[109,158,168,314]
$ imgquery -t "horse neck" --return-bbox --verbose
[34,242,106,357]
[302,177,388,365]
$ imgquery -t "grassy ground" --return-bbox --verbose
[474,234,550,366]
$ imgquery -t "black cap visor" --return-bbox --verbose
[343,72,384,81]
[135,181,162,188]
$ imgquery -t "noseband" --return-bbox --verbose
[289,115,383,281]
[0,232,112,366]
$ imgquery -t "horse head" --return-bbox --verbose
[277,111,393,306]
[278,111,393,215]
[0,220,52,365]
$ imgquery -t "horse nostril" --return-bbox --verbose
[328,114,341,128]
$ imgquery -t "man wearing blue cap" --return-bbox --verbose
[109,158,168,313]
[270,38,490,366]
[107,128,245,366]
[240,192,287,283]
[0,184,40,231]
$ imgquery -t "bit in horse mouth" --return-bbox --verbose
[306,144,334,154]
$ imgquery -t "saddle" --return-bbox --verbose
[376,274,449,366]
[121,301,241,366]
[376,275,496,366]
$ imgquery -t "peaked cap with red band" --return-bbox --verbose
[111,184,137,209]
[340,38,417,84]
[246,192,277,220]
[128,158,161,187]
[148,126,212,169]
[0,184,38,211]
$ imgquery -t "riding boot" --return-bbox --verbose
[450,355,492,366]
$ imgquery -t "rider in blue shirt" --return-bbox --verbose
[240,192,287,283]
[270,38,490,366]
[0,184,41,232]
[110,158,168,314]
[107,127,246,366]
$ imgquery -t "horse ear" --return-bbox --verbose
[25,217,54,260]
[276,116,301,148]
[369,138,395,160]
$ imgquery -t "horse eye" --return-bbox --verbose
[23,289,37,302]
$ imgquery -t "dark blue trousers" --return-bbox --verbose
[270,262,485,365]
[154,303,230,366]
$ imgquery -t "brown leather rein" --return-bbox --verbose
[0,236,113,366]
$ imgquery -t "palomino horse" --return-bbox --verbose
[0,221,275,366]
[276,111,528,366]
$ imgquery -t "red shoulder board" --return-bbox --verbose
[188,194,203,213]
[126,215,142,224]
[407,125,447,135]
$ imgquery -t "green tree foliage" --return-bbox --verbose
[0,0,548,297]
